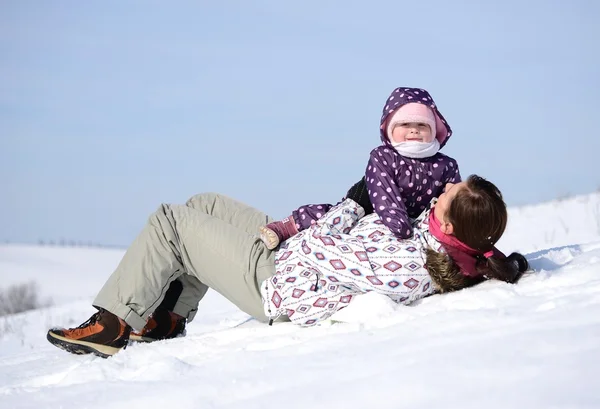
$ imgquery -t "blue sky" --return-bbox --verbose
[1,1,598,246]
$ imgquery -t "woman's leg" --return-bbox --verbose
[170,193,275,321]
[185,192,273,233]
[93,198,275,330]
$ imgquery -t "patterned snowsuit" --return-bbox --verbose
[262,198,443,326]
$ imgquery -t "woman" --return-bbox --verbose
[46,175,528,358]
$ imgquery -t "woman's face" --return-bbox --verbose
[434,182,466,229]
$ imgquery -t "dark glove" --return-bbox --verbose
[345,177,373,215]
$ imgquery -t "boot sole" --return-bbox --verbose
[129,328,186,343]
[129,333,154,343]
[259,226,279,250]
[47,331,122,359]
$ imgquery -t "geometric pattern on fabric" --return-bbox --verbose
[384,261,402,272]
[261,199,442,326]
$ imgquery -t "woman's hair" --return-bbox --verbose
[426,175,529,292]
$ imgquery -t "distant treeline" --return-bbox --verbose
[2,240,126,249]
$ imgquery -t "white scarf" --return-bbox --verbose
[391,139,440,159]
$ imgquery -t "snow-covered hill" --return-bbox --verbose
[1,193,599,409]
[500,191,600,253]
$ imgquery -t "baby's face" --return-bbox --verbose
[390,122,433,143]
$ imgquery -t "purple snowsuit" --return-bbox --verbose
[291,87,461,239]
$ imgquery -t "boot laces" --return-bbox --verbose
[74,311,102,330]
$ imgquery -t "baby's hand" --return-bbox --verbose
[259,225,281,250]
[258,217,299,250]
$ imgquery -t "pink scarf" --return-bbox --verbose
[427,210,505,277]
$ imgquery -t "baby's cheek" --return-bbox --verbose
[391,129,406,143]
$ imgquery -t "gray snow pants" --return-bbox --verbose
[92,193,276,330]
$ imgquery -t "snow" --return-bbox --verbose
[499,191,600,253]
[1,193,600,408]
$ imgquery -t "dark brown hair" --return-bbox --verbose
[426,175,529,292]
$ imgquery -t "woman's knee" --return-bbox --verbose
[185,192,220,210]
[144,204,174,236]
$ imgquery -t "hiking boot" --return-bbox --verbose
[129,308,186,342]
[259,216,299,250]
[47,309,131,358]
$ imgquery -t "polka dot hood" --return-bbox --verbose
[380,87,453,148]
[288,87,461,241]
